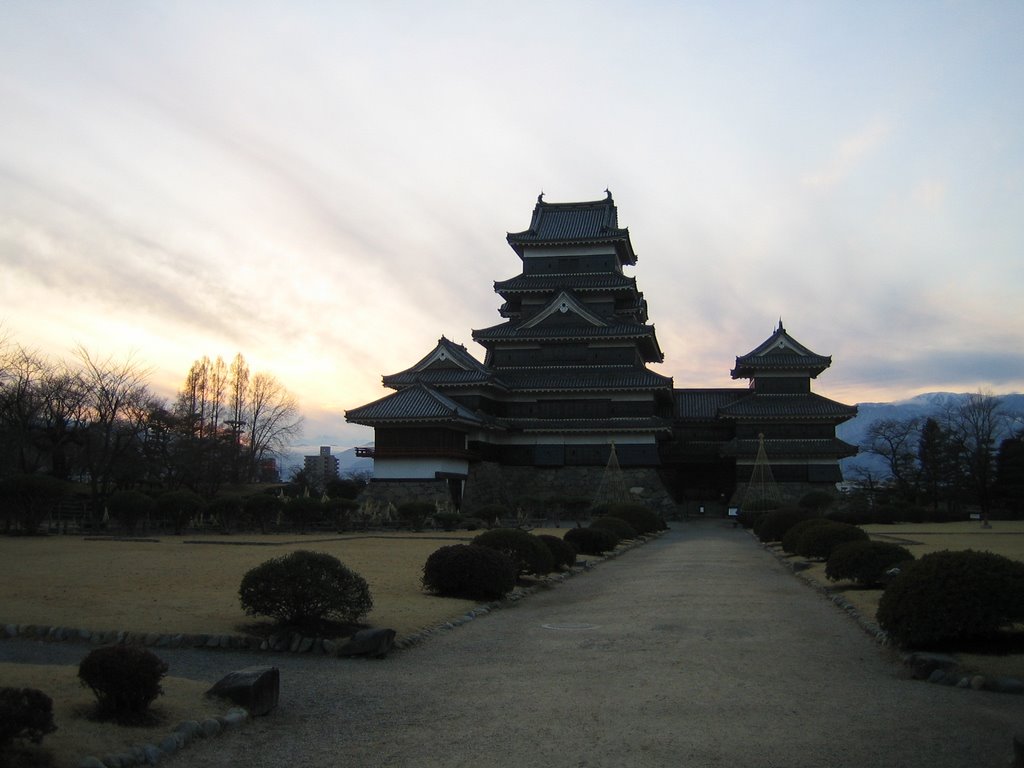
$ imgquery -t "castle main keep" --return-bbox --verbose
[346,193,857,515]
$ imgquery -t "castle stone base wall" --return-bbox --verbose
[359,479,452,510]
[729,481,839,509]
[461,462,679,516]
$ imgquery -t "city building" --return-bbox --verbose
[303,446,339,491]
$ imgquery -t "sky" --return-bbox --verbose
[1,1,1022,453]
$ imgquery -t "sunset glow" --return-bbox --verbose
[2,2,1022,451]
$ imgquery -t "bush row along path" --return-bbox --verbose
[4,520,1024,767]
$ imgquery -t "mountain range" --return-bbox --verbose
[837,392,1024,478]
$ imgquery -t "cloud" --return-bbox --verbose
[800,119,892,189]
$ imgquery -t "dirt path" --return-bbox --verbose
[11,521,1024,767]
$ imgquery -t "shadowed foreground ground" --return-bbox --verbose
[9,521,1024,767]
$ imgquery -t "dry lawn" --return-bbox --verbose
[0,529,575,766]
[791,520,1024,678]
[0,529,572,639]
[0,663,226,768]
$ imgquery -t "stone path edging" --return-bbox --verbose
[394,531,659,650]
[5,531,660,767]
[75,707,250,768]
[3,531,662,658]
[756,534,1024,696]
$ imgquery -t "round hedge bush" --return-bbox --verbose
[564,526,619,556]
[590,516,637,541]
[825,540,915,587]
[736,509,767,530]
[590,503,666,535]
[0,687,57,748]
[753,507,817,543]
[792,521,869,560]
[472,528,555,575]
[107,490,156,535]
[238,550,373,627]
[78,646,168,723]
[473,504,512,525]
[877,549,1024,648]
[397,501,434,531]
[781,518,833,554]
[422,544,517,600]
[537,534,577,571]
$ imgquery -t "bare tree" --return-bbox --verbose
[243,371,302,482]
[942,392,1013,526]
[75,347,156,512]
[36,362,89,481]
[861,416,922,500]
[0,344,48,474]
[226,353,250,481]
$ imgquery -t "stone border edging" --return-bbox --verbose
[3,531,664,658]
[75,707,250,768]
[755,535,1024,696]
[393,531,663,650]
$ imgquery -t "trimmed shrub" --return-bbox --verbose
[78,646,168,723]
[591,503,666,535]
[753,507,817,543]
[564,526,619,556]
[324,497,359,531]
[107,490,156,536]
[537,534,577,570]
[781,518,833,554]
[422,544,517,600]
[285,496,323,533]
[472,528,555,575]
[590,516,637,541]
[243,492,283,533]
[0,687,57,748]
[239,550,373,627]
[798,490,835,514]
[792,521,869,560]
[397,501,434,531]
[825,540,915,587]
[0,474,69,535]
[736,509,766,530]
[205,495,243,533]
[473,504,512,526]
[433,511,463,531]
[154,489,204,535]
[877,550,1024,648]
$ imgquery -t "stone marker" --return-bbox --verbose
[336,628,397,659]
[1013,733,1024,768]
[207,666,280,716]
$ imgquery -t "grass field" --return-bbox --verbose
[3,522,1023,765]
[0,528,578,766]
[0,663,225,768]
[789,520,1024,678]
[0,529,575,640]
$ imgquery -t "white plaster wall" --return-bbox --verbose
[522,245,616,258]
[374,457,469,479]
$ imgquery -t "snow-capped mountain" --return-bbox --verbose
[838,392,1024,478]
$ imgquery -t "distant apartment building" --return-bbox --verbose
[304,446,340,490]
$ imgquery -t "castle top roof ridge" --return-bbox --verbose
[506,191,636,263]
[732,322,832,379]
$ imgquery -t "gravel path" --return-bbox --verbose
[5,520,1022,767]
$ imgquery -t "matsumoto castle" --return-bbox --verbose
[346,192,857,515]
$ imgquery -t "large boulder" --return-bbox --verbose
[336,628,397,659]
[206,666,279,716]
